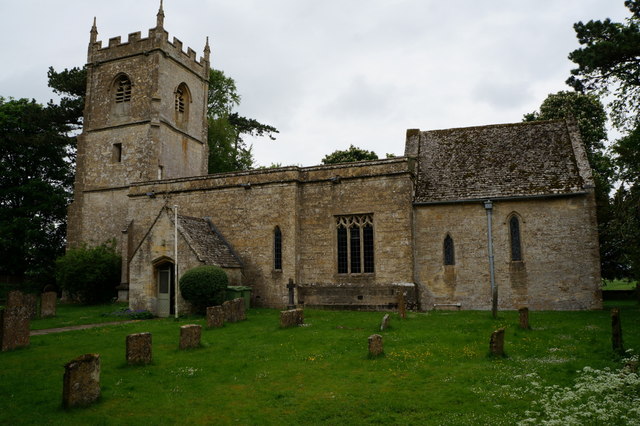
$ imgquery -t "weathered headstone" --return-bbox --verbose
[611,308,624,354]
[40,291,57,318]
[380,314,390,331]
[0,290,31,351]
[235,298,246,321]
[518,307,530,330]
[398,291,406,319]
[206,306,224,328]
[62,353,101,408]
[126,332,152,365]
[489,328,505,357]
[279,308,304,328]
[222,298,245,323]
[179,324,201,350]
[24,293,38,319]
[368,334,384,357]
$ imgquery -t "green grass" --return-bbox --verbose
[1,304,639,425]
[602,278,638,291]
[30,302,134,330]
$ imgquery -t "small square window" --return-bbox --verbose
[112,143,122,163]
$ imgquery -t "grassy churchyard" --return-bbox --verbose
[1,302,639,425]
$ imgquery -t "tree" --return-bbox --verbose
[567,0,640,131]
[523,91,627,278]
[207,69,278,173]
[321,145,379,165]
[47,66,86,130]
[55,241,121,304]
[0,98,74,291]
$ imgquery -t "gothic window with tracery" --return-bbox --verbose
[336,214,374,274]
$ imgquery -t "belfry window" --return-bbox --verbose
[174,83,190,126]
[444,234,455,265]
[509,215,523,261]
[336,214,374,274]
[115,75,132,103]
[274,226,282,271]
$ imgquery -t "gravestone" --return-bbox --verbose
[489,328,505,357]
[1,290,31,351]
[223,298,245,323]
[24,293,38,319]
[397,291,406,319]
[518,307,530,330]
[40,292,57,318]
[206,306,224,328]
[126,332,152,365]
[611,308,624,354]
[368,334,384,357]
[380,314,390,331]
[287,279,296,310]
[179,324,201,349]
[62,353,101,408]
[279,308,304,328]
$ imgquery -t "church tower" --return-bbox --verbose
[67,3,210,248]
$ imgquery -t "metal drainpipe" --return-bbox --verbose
[484,200,497,318]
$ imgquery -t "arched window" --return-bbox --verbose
[509,215,522,261]
[112,74,132,116]
[115,75,132,103]
[274,226,282,271]
[174,83,190,126]
[444,234,455,265]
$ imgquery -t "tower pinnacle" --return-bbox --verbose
[156,0,165,28]
[90,17,98,44]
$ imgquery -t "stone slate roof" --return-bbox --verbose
[407,120,593,203]
[175,214,242,268]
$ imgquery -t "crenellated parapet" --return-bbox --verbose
[87,19,209,80]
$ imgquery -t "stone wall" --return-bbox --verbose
[126,159,414,309]
[413,194,601,310]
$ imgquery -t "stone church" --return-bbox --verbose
[67,5,602,316]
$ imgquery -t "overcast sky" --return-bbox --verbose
[0,0,630,167]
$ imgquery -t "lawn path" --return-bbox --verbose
[30,320,143,336]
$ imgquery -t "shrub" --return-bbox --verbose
[55,241,121,305]
[179,265,228,313]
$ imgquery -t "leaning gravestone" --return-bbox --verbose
[62,353,101,408]
[206,306,224,328]
[126,332,152,365]
[234,298,246,321]
[1,290,31,351]
[518,307,530,330]
[368,334,384,357]
[179,324,201,349]
[380,314,390,331]
[40,291,57,318]
[489,328,506,357]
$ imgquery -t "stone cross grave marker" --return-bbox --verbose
[287,278,296,310]
[62,353,101,408]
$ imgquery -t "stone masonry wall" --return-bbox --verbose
[413,194,601,310]
[126,159,414,309]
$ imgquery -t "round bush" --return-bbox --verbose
[179,265,228,313]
